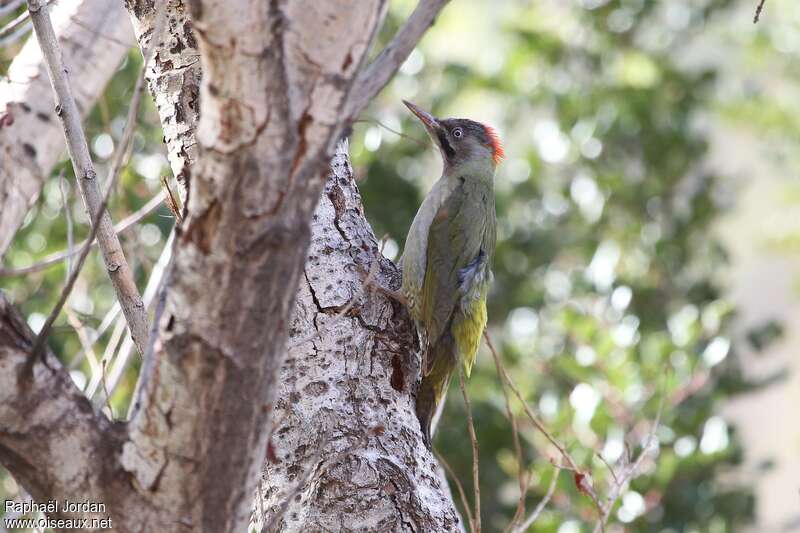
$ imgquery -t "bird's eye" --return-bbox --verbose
[452,128,463,138]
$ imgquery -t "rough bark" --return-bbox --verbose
[118,2,393,531]
[0,0,134,259]
[0,295,152,527]
[0,1,460,531]
[344,0,450,122]
[124,0,200,203]
[255,143,461,532]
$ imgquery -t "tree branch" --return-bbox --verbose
[25,0,148,356]
[344,0,451,121]
[0,293,148,523]
[0,193,165,277]
[459,367,481,533]
[510,468,560,533]
[124,0,201,203]
[0,0,134,260]
[118,2,398,531]
[593,394,664,532]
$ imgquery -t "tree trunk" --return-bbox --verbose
[254,142,461,532]
[124,0,201,203]
[0,1,460,530]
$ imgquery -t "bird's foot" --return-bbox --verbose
[352,261,408,307]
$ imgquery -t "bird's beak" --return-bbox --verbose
[403,100,444,142]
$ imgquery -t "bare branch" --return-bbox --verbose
[754,0,766,23]
[0,0,134,260]
[354,117,428,148]
[0,293,146,519]
[459,367,481,533]
[487,332,612,523]
[57,171,73,278]
[65,307,98,376]
[104,232,175,401]
[0,2,35,40]
[593,393,664,532]
[100,359,115,420]
[436,449,475,532]
[495,353,528,533]
[26,169,125,373]
[485,332,582,473]
[344,0,451,121]
[511,468,561,533]
[0,193,165,277]
[0,0,25,18]
[0,19,29,46]
[25,0,150,356]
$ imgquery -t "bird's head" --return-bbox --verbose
[403,100,503,172]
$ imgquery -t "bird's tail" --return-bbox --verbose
[415,333,457,448]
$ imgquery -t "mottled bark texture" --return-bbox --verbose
[254,144,461,532]
[0,295,152,528]
[0,0,460,531]
[124,0,200,202]
[0,0,134,259]
[120,1,400,531]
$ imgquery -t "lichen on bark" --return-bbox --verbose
[254,143,461,533]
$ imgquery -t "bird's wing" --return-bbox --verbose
[421,181,490,370]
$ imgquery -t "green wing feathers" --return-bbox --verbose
[420,184,484,356]
[413,178,495,446]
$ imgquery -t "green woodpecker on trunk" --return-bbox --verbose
[400,100,501,447]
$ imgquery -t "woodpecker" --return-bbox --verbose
[400,100,501,447]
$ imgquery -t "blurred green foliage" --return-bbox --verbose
[1,0,794,531]
[352,0,778,531]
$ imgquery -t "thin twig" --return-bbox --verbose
[161,177,183,223]
[435,449,475,532]
[80,311,124,394]
[26,177,120,375]
[510,467,560,533]
[754,0,766,23]
[493,345,528,533]
[58,172,73,279]
[23,0,157,361]
[0,19,29,46]
[68,15,134,47]
[595,451,620,485]
[65,307,99,376]
[345,0,451,120]
[0,0,25,18]
[100,359,115,420]
[0,193,165,277]
[485,332,607,524]
[484,332,580,472]
[0,1,34,39]
[354,118,428,148]
[593,390,665,533]
[459,367,481,533]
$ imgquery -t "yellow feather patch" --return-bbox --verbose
[452,293,488,378]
